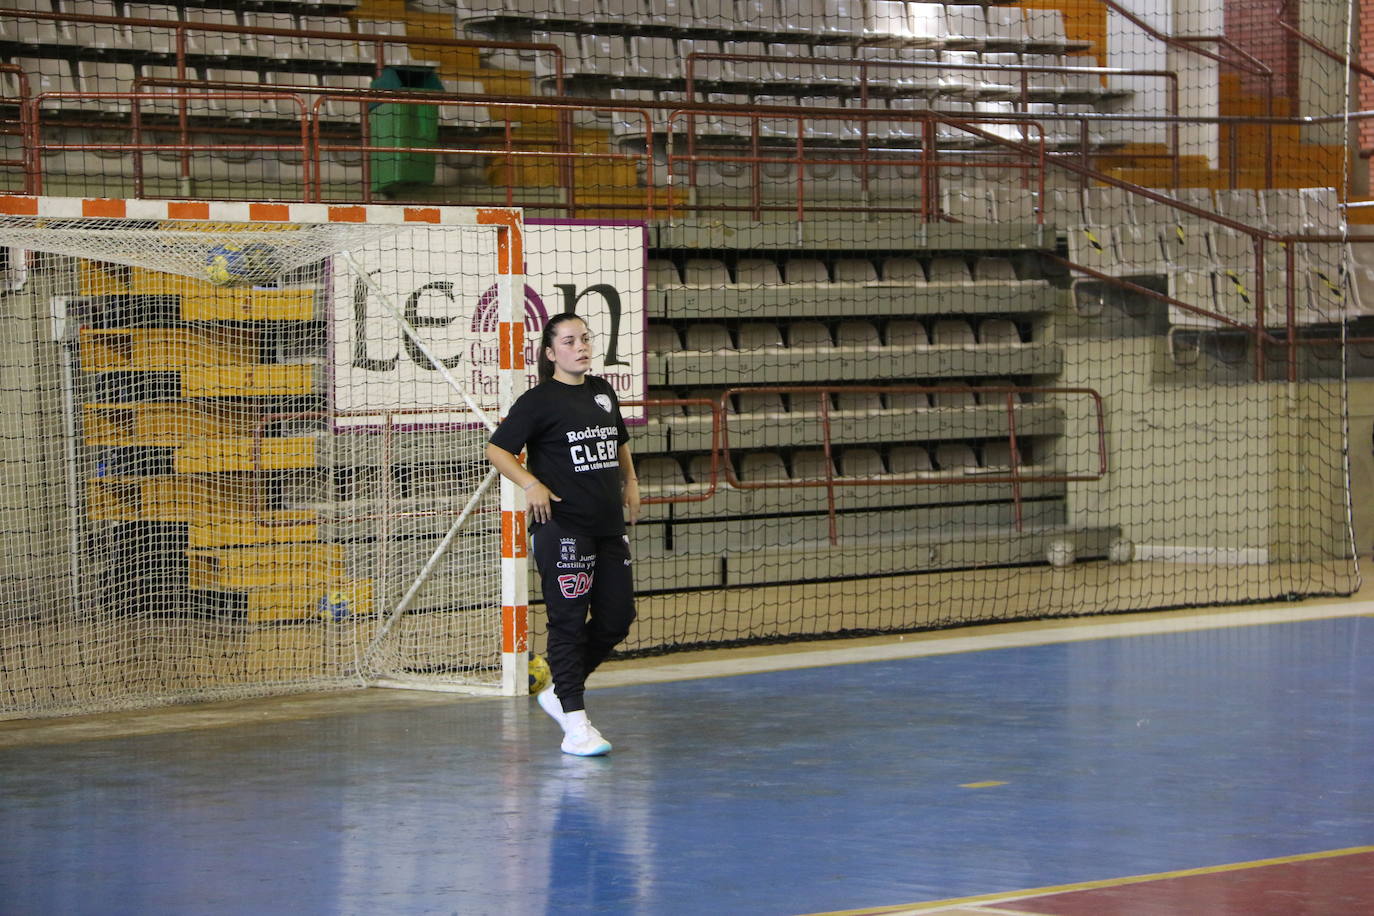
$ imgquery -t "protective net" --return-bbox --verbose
[1,1,1370,714]
[0,207,511,717]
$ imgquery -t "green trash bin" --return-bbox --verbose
[369,65,444,193]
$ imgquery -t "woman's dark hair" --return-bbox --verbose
[536,312,586,382]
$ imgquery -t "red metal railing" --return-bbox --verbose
[244,388,1104,546]
[0,8,568,94]
[701,384,1108,545]
[0,63,29,193]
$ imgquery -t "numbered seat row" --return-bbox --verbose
[464,0,1076,54]
[650,254,1032,287]
[646,318,1028,353]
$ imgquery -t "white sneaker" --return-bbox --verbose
[536,686,568,731]
[561,722,612,757]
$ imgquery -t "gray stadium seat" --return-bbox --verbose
[639,456,687,486]
[1214,189,1265,225]
[183,6,245,59]
[683,258,731,287]
[1024,7,1071,50]
[832,258,879,283]
[1082,186,1136,225]
[935,442,979,471]
[791,450,837,480]
[1160,222,1212,272]
[533,32,582,79]
[1299,188,1341,233]
[737,323,786,350]
[736,390,786,413]
[783,258,830,284]
[75,61,139,114]
[62,0,130,50]
[787,321,834,348]
[685,323,735,351]
[943,187,995,222]
[973,257,1018,282]
[882,258,927,284]
[978,319,1021,344]
[1167,268,1220,328]
[645,0,690,28]
[244,11,304,64]
[740,452,789,481]
[298,16,368,66]
[928,257,974,284]
[834,390,882,411]
[984,5,1028,48]
[686,389,733,415]
[647,325,684,354]
[1067,226,1117,274]
[981,441,1016,469]
[646,388,686,417]
[888,445,934,474]
[865,0,916,43]
[990,187,1037,222]
[687,455,722,484]
[735,258,783,286]
[885,319,929,347]
[1259,189,1305,232]
[124,4,178,55]
[932,382,978,408]
[839,448,886,477]
[1116,225,1166,275]
[579,34,629,78]
[1210,228,1253,267]
[943,5,990,49]
[836,320,881,347]
[648,259,683,288]
[931,319,977,346]
[886,390,931,410]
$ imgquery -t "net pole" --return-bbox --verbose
[491,231,530,696]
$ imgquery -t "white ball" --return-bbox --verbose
[1108,538,1135,564]
[1047,539,1075,567]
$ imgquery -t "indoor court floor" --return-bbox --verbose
[2,597,1372,915]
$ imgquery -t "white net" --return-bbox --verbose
[0,204,513,717]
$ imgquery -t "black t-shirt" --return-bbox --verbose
[489,375,630,536]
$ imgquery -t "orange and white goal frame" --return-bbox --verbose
[0,195,532,697]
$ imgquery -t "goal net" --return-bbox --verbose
[0,197,528,718]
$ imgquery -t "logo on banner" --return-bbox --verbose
[472,284,550,335]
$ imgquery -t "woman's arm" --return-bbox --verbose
[620,444,641,526]
[485,442,560,524]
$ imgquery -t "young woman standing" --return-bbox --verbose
[485,313,640,756]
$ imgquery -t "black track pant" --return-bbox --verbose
[531,519,636,714]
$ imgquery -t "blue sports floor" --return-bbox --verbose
[1,604,1372,915]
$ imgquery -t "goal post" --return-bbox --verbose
[0,196,530,717]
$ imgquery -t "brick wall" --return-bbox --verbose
[1225,0,1300,100]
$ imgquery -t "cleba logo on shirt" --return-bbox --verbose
[594,394,613,413]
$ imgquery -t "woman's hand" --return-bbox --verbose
[524,481,560,524]
[623,477,641,526]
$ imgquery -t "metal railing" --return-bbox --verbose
[636,386,1108,545]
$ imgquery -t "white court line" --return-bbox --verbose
[591,600,1374,690]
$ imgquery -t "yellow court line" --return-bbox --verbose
[803,844,1374,916]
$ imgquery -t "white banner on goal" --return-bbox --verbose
[332,219,647,428]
